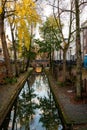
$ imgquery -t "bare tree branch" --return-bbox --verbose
[48,3,75,14]
[79,1,87,7]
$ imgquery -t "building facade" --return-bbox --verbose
[53,20,87,62]
[81,20,87,59]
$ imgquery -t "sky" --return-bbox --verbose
[6,0,87,40]
[34,0,87,39]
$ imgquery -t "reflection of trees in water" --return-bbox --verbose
[16,81,37,130]
[38,95,61,130]
[35,74,49,89]
[41,74,49,87]
[7,74,62,130]
[35,75,42,87]
[0,110,11,130]
[27,74,36,87]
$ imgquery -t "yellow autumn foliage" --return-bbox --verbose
[17,20,31,51]
[0,7,2,14]
[1,0,41,53]
[15,0,40,23]
[14,0,41,52]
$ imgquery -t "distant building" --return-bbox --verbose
[53,39,76,61]
[53,20,87,62]
[66,41,76,61]
[81,20,87,59]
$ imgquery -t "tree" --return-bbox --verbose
[75,0,87,98]
[0,0,40,77]
[35,16,61,68]
[15,0,41,71]
[8,16,19,77]
[75,0,82,98]
[51,0,87,97]
[0,0,13,77]
[52,0,74,82]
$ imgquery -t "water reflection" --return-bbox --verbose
[8,74,63,130]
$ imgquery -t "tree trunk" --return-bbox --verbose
[75,0,82,98]
[26,24,33,71]
[63,50,66,82]
[10,25,19,77]
[0,15,12,77]
[12,100,17,130]
[25,56,30,71]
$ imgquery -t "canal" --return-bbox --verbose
[7,72,63,130]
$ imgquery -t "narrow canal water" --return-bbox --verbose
[8,73,63,130]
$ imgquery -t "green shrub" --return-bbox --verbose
[5,77,17,84]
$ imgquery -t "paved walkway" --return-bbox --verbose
[47,71,87,130]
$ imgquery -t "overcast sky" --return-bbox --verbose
[6,0,87,40]
[35,0,87,38]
